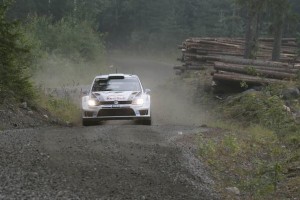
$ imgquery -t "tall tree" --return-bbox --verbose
[237,0,268,59]
[0,1,34,102]
[270,0,290,61]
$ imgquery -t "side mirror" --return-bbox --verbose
[145,89,151,94]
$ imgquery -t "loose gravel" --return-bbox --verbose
[0,125,218,199]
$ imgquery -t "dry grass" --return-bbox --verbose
[37,89,81,125]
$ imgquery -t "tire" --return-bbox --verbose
[82,119,98,126]
[140,118,152,126]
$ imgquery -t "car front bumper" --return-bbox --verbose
[82,104,151,121]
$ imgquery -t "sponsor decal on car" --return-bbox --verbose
[107,95,126,101]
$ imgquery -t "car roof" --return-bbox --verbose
[94,74,139,79]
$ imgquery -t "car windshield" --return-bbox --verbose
[92,77,142,92]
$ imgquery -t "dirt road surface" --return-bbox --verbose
[0,56,217,199]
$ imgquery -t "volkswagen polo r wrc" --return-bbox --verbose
[82,74,151,126]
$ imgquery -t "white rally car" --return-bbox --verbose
[82,74,151,126]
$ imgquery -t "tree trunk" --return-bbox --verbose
[48,0,51,15]
[272,14,285,61]
[244,9,259,59]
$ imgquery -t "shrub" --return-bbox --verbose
[24,16,105,61]
[224,90,293,131]
[23,16,106,87]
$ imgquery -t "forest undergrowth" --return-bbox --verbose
[183,71,300,199]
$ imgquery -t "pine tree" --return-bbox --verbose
[270,0,290,61]
[236,0,269,59]
[0,1,34,102]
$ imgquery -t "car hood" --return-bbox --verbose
[92,91,141,101]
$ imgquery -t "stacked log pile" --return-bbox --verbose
[212,56,299,85]
[175,37,300,85]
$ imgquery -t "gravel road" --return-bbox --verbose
[0,55,217,199]
[0,125,217,199]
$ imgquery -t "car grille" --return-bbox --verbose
[98,108,135,117]
[100,101,132,105]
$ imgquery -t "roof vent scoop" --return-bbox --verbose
[108,74,125,79]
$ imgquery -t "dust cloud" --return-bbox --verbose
[33,55,106,88]
[107,54,211,126]
[34,52,211,126]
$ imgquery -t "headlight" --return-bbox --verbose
[132,98,144,105]
[88,99,98,106]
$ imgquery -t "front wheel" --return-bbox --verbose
[138,118,152,126]
[82,119,98,126]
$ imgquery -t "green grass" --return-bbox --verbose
[200,83,300,199]
[198,124,292,199]
[37,91,81,125]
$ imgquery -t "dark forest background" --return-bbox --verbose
[1,0,300,102]
[7,0,300,51]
